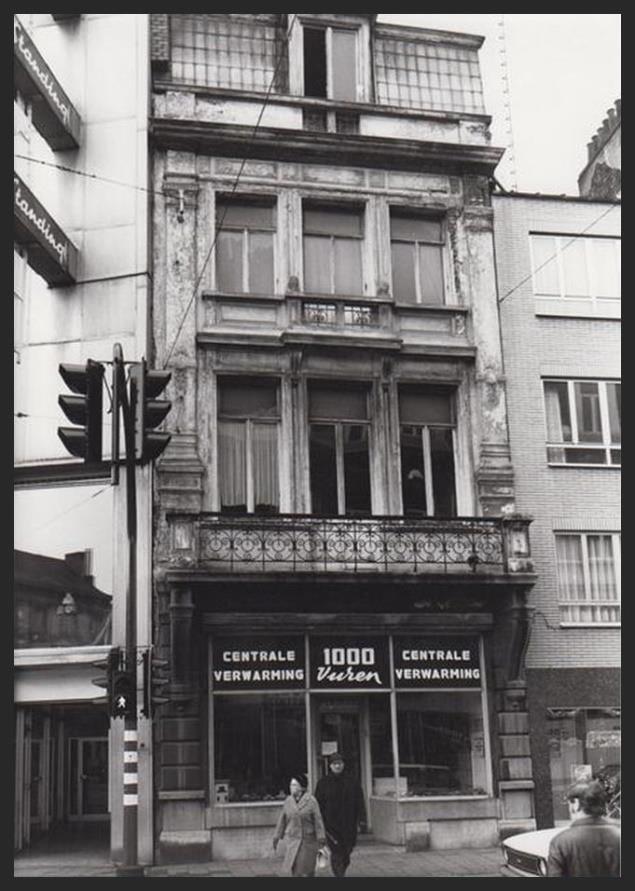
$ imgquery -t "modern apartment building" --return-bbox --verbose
[149,14,536,863]
[493,188,620,828]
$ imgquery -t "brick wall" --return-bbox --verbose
[493,195,621,670]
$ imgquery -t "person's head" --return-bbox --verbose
[565,780,608,818]
[289,773,308,799]
[329,752,345,775]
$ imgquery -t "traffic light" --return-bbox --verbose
[91,646,121,710]
[112,663,137,720]
[58,360,105,462]
[141,649,170,718]
[129,360,171,464]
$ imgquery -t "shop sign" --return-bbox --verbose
[14,172,78,285]
[310,637,390,689]
[212,636,305,690]
[393,636,481,688]
[14,15,81,149]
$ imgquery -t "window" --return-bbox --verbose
[214,694,306,803]
[399,387,457,516]
[14,246,27,361]
[303,25,357,101]
[303,204,364,295]
[555,533,620,624]
[543,380,621,466]
[309,383,371,515]
[531,234,620,316]
[396,692,487,796]
[216,198,275,294]
[391,212,446,305]
[217,379,279,514]
[547,708,620,823]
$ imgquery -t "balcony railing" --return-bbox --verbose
[164,513,533,575]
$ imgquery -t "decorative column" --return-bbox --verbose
[460,181,516,517]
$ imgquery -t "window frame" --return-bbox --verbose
[301,21,361,103]
[390,209,450,306]
[215,195,277,295]
[308,383,372,516]
[529,232,621,318]
[543,378,621,467]
[217,379,281,515]
[555,532,621,627]
[302,201,366,297]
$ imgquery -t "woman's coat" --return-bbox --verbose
[274,792,326,876]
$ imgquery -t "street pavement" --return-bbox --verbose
[14,838,505,878]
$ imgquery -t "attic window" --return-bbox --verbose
[303,24,358,102]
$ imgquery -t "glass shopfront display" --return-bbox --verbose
[209,632,491,811]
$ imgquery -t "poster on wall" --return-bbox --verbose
[211,636,305,690]
[392,636,481,688]
[310,636,390,689]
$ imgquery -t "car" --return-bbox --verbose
[500,827,563,877]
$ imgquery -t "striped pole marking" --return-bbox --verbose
[124,728,138,807]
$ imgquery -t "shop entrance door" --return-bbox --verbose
[68,738,109,820]
[313,697,371,830]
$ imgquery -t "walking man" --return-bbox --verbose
[547,779,620,877]
[315,752,366,878]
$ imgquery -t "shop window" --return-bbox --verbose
[303,204,364,296]
[547,707,621,824]
[555,533,621,625]
[303,25,358,102]
[217,379,280,514]
[396,691,487,797]
[390,211,446,305]
[530,234,620,317]
[399,387,457,517]
[308,383,371,516]
[544,379,621,466]
[216,197,276,294]
[214,694,306,803]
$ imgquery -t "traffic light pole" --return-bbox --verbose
[114,344,143,878]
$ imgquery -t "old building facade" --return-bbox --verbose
[493,191,621,829]
[149,14,536,862]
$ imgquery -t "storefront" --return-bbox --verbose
[205,628,501,855]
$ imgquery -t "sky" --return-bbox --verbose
[378,14,621,196]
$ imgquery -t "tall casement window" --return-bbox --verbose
[303,25,358,101]
[303,204,364,295]
[216,197,275,294]
[555,533,621,625]
[309,383,371,516]
[390,211,446,305]
[217,379,280,514]
[530,234,620,316]
[543,379,621,466]
[399,387,457,517]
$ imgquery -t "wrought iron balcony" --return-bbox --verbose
[163,513,533,576]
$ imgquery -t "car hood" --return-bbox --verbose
[504,828,563,859]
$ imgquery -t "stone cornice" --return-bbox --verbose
[150,118,504,176]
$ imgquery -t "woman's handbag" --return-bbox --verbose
[316,846,331,872]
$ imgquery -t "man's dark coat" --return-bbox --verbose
[547,816,620,877]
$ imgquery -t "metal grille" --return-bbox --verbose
[507,848,542,876]
[170,14,288,93]
[191,515,506,573]
[375,37,485,114]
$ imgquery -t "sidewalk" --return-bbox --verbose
[14,842,505,878]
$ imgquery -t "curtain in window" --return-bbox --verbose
[252,423,279,512]
[587,536,617,602]
[544,384,566,462]
[418,243,444,304]
[556,536,585,602]
[219,421,247,510]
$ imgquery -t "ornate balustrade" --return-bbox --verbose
[163,513,533,575]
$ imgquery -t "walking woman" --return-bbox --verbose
[273,773,326,877]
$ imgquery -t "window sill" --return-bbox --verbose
[547,462,621,469]
[559,623,621,629]
[202,290,285,303]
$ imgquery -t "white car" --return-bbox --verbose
[500,828,564,877]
